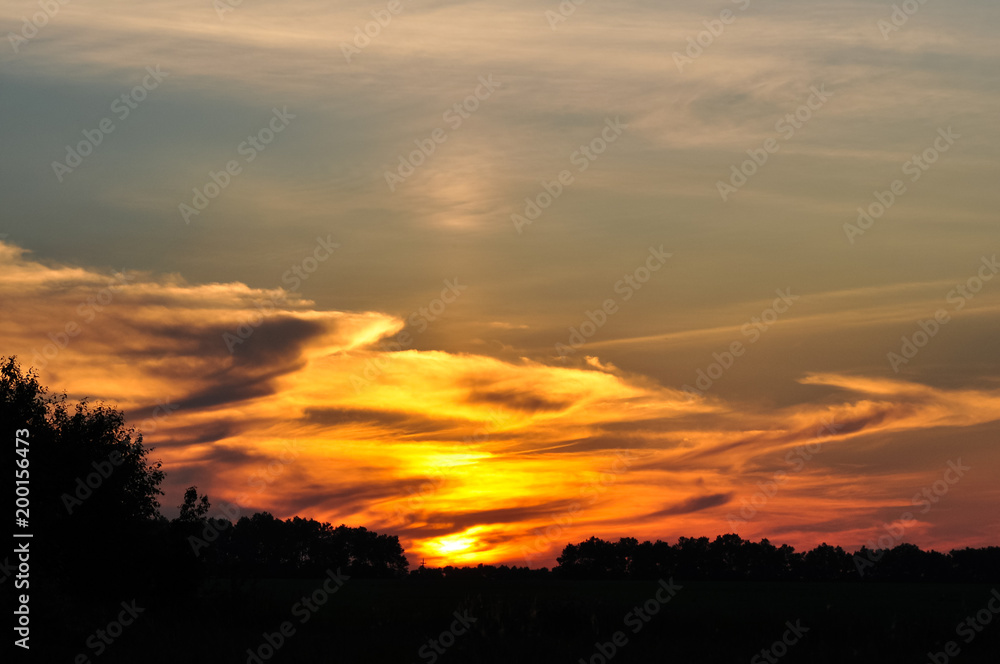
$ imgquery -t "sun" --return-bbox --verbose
[434,535,476,556]
[422,527,491,565]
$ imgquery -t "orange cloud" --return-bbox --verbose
[2,241,998,566]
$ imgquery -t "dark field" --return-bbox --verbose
[46,578,1000,663]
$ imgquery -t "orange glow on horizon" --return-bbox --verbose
[2,240,999,567]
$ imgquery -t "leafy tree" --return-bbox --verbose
[2,356,166,596]
[2,356,165,525]
[803,542,853,580]
[178,485,212,521]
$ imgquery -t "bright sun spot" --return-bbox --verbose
[423,527,493,564]
[433,535,475,555]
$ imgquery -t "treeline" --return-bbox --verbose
[550,535,1000,582]
[1,357,407,607]
[400,535,1000,582]
[4,355,999,599]
[173,495,408,579]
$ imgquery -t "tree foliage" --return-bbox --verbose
[554,534,1000,582]
[2,356,167,596]
[176,503,410,578]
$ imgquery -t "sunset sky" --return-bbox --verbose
[2,0,998,567]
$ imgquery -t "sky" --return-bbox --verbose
[1,0,998,567]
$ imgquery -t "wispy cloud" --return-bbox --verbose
[3,241,998,564]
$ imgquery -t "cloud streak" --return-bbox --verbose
[3,241,999,565]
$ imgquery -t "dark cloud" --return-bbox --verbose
[270,482,405,520]
[165,317,327,411]
[303,406,468,436]
[643,492,734,518]
[395,500,579,539]
[462,379,572,413]
[141,420,245,448]
[174,370,286,411]
[227,317,327,367]
[768,516,874,537]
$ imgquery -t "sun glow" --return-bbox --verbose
[420,527,497,565]
[434,535,476,555]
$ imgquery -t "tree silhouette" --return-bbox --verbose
[178,485,212,521]
[2,356,166,596]
[803,542,854,580]
[554,535,999,582]
[220,514,409,578]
